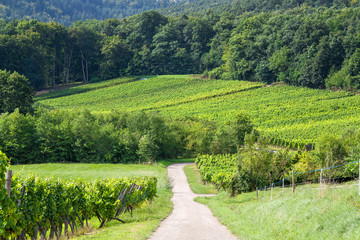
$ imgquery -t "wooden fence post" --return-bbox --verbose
[292,170,295,194]
[282,178,284,193]
[5,170,12,198]
[264,186,266,199]
[256,187,258,201]
[271,183,273,200]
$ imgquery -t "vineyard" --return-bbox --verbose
[36,75,262,112]
[196,154,238,192]
[36,75,360,148]
[0,152,158,239]
[193,153,360,239]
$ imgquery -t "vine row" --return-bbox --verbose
[0,151,157,240]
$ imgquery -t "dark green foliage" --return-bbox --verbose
[2,6,360,90]
[210,113,254,154]
[100,37,133,79]
[0,70,33,114]
[255,60,275,84]
[0,109,252,164]
[0,0,174,26]
[0,110,39,164]
[214,6,360,89]
[1,0,355,28]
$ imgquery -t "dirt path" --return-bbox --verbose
[148,163,238,240]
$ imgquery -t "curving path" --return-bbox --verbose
[148,163,238,240]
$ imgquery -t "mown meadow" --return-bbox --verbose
[36,75,360,148]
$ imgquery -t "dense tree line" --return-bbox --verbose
[0,0,175,26]
[0,11,214,90]
[208,6,360,90]
[0,109,253,164]
[162,0,359,17]
[1,0,358,26]
[2,6,360,91]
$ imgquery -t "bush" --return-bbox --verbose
[0,109,39,164]
[208,67,224,79]
[137,134,159,163]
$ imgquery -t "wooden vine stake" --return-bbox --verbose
[5,170,12,198]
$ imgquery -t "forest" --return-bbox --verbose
[0,0,358,26]
[1,3,360,95]
[0,0,174,26]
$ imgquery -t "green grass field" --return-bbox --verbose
[36,75,360,147]
[184,163,360,240]
[10,159,193,240]
[183,164,217,194]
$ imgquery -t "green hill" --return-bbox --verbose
[36,75,360,147]
[1,0,356,26]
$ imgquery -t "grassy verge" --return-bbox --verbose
[183,163,217,194]
[10,159,194,240]
[195,182,360,240]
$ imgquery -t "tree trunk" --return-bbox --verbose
[16,231,26,240]
[31,227,38,240]
[63,45,67,84]
[52,43,57,87]
[80,50,87,84]
[38,225,47,240]
[85,56,89,83]
[55,224,61,240]
[66,48,73,85]
[49,224,55,240]
[63,217,69,238]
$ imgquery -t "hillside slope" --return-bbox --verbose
[1,0,356,25]
[0,0,173,25]
[0,0,234,25]
[35,75,360,147]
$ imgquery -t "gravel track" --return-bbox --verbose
[148,163,238,240]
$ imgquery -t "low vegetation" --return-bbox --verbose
[183,164,217,194]
[196,128,360,196]
[184,157,360,239]
[6,158,194,239]
[196,185,360,240]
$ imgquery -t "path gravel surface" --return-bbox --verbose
[148,163,238,240]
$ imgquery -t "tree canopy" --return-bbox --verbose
[1,5,360,91]
[0,69,33,114]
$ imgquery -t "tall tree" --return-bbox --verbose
[0,70,33,114]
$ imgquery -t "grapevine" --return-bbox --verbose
[0,152,157,239]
